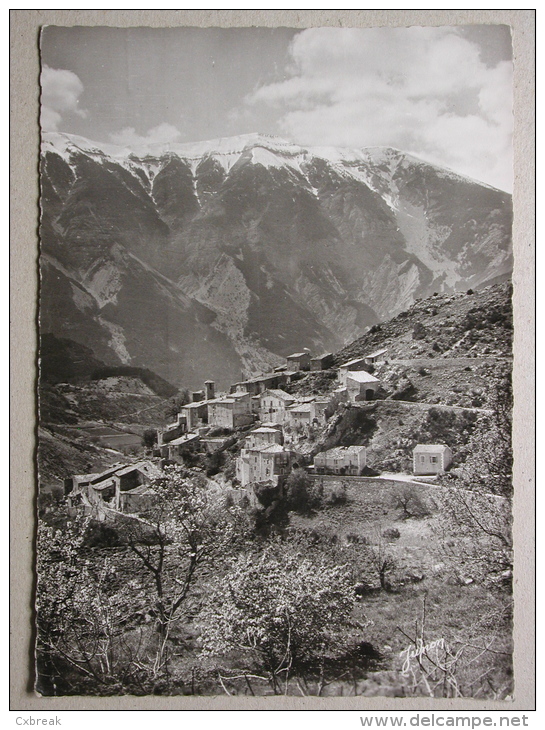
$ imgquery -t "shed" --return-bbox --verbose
[310,353,334,371]
[338,357,370,386]
[286,352,311,371]
[413,444,453,475]
[364,348,388,365]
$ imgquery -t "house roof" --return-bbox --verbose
[287,352,310,359]
[287,403,313,413]
[122,484,153,496]
[365,348,388,358]
[259,444,289,454]
[72,472,101,484]
[90,478,116,491]
[311,352,333,360]
[168,433,200,446]
[413,444,450,453]
[346,371,380,383]
[252,427,280,434]
[115,461,162,478]
[207,397,236,406]
[261,389,294,400]
[182,401,208,409]
[316,445,365,459]
[339,356,368,369]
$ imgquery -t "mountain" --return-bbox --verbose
[39,132,512,390]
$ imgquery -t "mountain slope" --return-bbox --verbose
[40,132,512,389]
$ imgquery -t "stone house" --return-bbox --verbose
[180,400,209,431]
[286,352,311,371]
[310,353,334,371]
[66,461,162,517]
[245,426,283,450]
[338,357,370,387]
[159,433,200,462]
[346,370,381,401]
[230,371,297,396]
[413,444,453,475]
[258,389,296,423]
[157,414,187,447]
[206,391,254,429]
[364,348,388,365]
[237,443,296,487]
[314,445,367,475]
[114,462,163,513]
[285,397,331,429]
[285,402,315,429]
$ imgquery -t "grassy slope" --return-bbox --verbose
[286,477,512,697]
[283,282,512,470]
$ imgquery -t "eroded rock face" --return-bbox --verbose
[40,132,512,389]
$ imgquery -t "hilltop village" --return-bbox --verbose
[66,348,396,518]
[38,281,514,698]
[61,282,512,523]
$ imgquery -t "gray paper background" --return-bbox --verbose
[10,8,535,712]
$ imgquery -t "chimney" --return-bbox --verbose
[192,390,204,403]
[204,380,215,400]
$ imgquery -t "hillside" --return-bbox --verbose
[283,282,512,471]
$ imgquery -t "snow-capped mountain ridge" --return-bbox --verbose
[43,131,501,193]
[39,130,513,389]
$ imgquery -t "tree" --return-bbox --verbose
[434,368,513,582]
[36,467,236,695]
[369,534,397,591]
[285,468,322,513]
[36,516,152,695]
[458,369,513,497]
[392,486,431,520]
[141,428,158,451]
[197,550,357,695]
[120,468,235,639]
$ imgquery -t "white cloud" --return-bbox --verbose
[109,123,182,147]
[247,27,513,191]
[40,66,86,132]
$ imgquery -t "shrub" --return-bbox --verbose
[285,469,323,512]
[412,322,427,340]
[346,532,366,545]
[360,465,380,477]
[325,482,347,506]
[392,487,431,519]
[141,428,158,450]
[382,527,401,540]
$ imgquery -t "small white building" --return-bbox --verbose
[338,357,370,387]
[207,391,254,429]
[364,348,388,365]
[245,426,283,450]
[259,389,296,424]
[413,444,453,475]
[314,445,367,475]
[237,444,296,486]
[346,371,381,401]
[286,352,311,371]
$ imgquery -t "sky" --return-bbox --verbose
[40,25,513,192]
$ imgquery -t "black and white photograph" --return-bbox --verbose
[33,20,521,700]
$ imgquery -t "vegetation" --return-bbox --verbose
[36,283,515,698]
[198,551,359,695]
